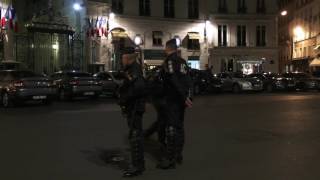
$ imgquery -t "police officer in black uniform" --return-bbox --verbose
[157,39,193,169]
[118,47,146,177]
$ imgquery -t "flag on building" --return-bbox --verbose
[86,18,92,37]
[98,17,104,37]
[4,5,18,32]
[91,17,95,37]
[4,5,11,29]
[9,7,16,30]
[95,16,100,37]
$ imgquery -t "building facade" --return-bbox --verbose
[278,0,320,73]
[105,0,279,74]
[2,0,280,75]
[209,0,279,74]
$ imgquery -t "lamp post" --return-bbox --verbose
[72,2,84,69]
[134,34,144,67]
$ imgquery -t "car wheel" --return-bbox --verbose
[59,89,72,101]
[42,99,53,105]
[2,92,14,108]
[232,84,241,94]
[90,94,100,100]
[266,84,274,93]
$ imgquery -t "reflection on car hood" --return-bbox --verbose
[234,77,261,84]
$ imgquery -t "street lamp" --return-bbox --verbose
[134,34,143,46]
[73,3,82,11]
[293,26,304,41]
[109,12,115,20]
[281,10,288,16]
[174,35,181,47]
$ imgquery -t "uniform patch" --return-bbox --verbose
[180,64,187,74]
[168,61,174,74]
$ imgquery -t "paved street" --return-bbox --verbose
[1,93,320,180]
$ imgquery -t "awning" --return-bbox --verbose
[187,32,200,40]
[111,30,128,38]
[153,31,163,39]
[310,58,320,67]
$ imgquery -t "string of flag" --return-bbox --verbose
[86,16,109,38]
[0,4,18,32]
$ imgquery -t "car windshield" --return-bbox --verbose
[293,73,311,78]
[232,73,245,78]
[283,73,311,78]
[247,74,264,79]
[67,72,91,78]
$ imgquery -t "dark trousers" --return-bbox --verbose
[164,99,186,161]
[127,110,145,169]
[144,97,166,145]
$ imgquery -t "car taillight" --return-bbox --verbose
[69,80,79,86]
[13,80,24,87]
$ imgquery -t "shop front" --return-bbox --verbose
[143,49,166,70]
[188,56,200,70]
[292,58,310,72]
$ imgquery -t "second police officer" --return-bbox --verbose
[157,39,193,169]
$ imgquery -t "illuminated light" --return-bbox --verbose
[281,10,287,16]
[205,20,211,26]
[109,13,115,19]
[52,43,59,50]
[293,26,304,41]
[134,35,142,46]
[73,3,82,11]
[174,35,181,47]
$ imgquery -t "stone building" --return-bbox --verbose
[106,0,279,74]
[209,0,279,74]
[1,0,280,75]
[278,0,320,73]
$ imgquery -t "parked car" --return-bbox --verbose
[0,61,23,70]
[246,73,290,92]
[0,70,57,107]
[51,71,103,100]
[217,72,263,93]
[190,69,222,95]
[93,71,123,97]
[282,72,320,91]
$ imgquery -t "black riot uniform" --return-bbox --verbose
[158,51,192,169]
[144,67,166,146]
[118,60,146,177]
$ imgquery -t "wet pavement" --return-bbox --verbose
[1,92,320,180]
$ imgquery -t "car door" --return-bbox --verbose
[51,73,63,88]
[220,73,233,91]
[100,73,117,92]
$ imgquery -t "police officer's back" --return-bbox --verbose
[157,39,193,169]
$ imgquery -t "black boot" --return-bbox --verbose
[176,127,185,165]
[176,154,183,165]
[157,126,176,169]
[124,130,145,177]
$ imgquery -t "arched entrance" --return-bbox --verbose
[110,27,135,70]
